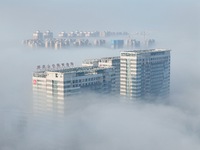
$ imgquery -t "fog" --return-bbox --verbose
[0,0,200,149]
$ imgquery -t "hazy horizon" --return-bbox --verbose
[0,0,199,149]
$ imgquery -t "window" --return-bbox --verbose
[64,81,71,84]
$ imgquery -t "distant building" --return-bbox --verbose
[111,40,124,49]
[43,30,53,40]
[54,40,64,49]
[93,39,106,46]
[45,40,55,48]
[25,39,44,48]
[145,39,155,48]
[120,49,170,100]
[32,66,116,115]
[124,39,140,49]
[33,30,43,40]
[99,31,107,37]
[58,32,68,38]
[25,30,156,50]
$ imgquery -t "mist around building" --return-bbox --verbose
[1,45,200,150]
[23,30,155,49]
[32,48,170,118]
[0,0,199,149]
[2,36,200,149]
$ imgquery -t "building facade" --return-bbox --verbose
[32,66,116,115]
[32,49,171,116]
[82,57,120,94]
[120,49,170,100]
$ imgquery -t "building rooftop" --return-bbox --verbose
[83,56,120,63]
[33,66,113,78]
[121,49,170,54]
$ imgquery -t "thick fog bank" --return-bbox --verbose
[0,0,199,149]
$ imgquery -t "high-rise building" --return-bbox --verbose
[82,57,120,94]
[120,49,170,100]
[32,49,170,116]
[32,66,116,115]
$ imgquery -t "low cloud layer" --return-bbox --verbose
[0,0,199,149]
[0,36,199,150]
[1,91,200,150]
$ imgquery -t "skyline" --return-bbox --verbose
[0,0,199,41]
[0,0,199,149]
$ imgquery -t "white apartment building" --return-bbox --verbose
[120,49,170,100]
[82,57,120,94]
[32,66,116,115]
